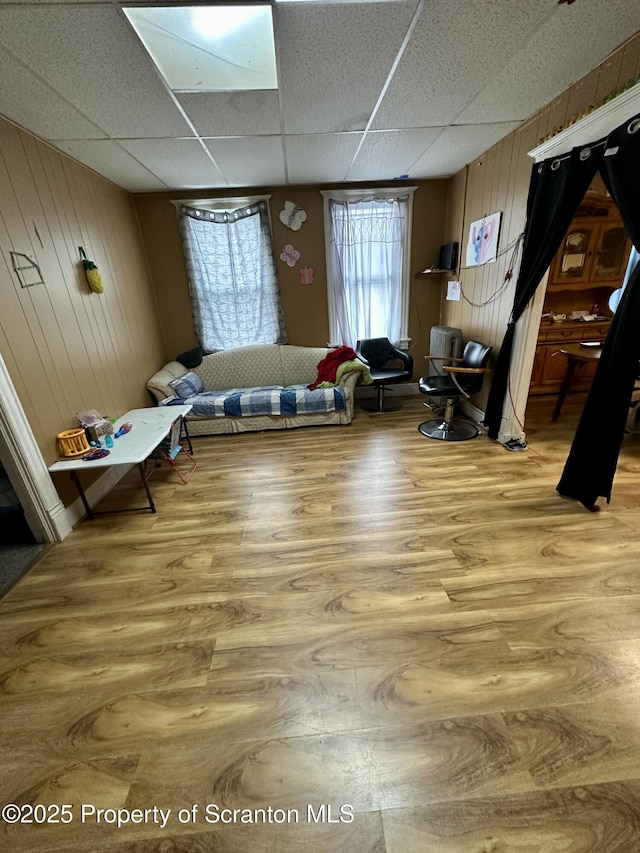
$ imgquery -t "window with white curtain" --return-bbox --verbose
[322,188,416,348]
[176,197,287,351]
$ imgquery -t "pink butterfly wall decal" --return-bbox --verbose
[280,244,300,267]
[299,266,314,285]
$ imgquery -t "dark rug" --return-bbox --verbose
[0,542,48,599]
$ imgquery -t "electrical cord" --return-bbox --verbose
[459,232,524,308]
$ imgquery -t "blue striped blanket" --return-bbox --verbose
[162,385,347,418]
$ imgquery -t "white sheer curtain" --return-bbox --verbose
[326,194,411,347]
[178,200,287,351]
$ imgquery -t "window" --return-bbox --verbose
[322,188,416,347]
[176,198,287,351]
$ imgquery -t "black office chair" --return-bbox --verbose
[356,337,414,412]
[418,340,492,441]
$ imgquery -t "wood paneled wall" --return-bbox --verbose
[440,34,640,413]
[0,117,166,471]
[132,180,450,377]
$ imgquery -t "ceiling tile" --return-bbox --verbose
[204,137,286,187]
[457,0,640,124]
[409,123,520,178]
[275,1,419,135]
[178,91,282,137]
[372,0,556,130]
[0,5,193,139]
[346,127,443,182]
[52,140,167,192]
[118,139,227,189]
[0,48,106,141]
[285,133,362,184]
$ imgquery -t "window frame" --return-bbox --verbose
[321,186,416,347]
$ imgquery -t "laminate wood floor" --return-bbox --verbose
[2,394,640,852]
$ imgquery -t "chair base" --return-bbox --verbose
[418,418,479,441]
[360,397,403,413]
[360,385,403,413]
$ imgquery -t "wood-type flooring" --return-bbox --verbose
[2,394,640,852]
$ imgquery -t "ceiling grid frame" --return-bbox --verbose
[0,0,636,190]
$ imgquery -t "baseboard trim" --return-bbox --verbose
[497,428,527,445]
[459,399,484,424]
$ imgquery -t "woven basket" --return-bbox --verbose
[57,428,90,458]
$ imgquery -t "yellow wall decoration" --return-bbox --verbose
[79,246,104,294]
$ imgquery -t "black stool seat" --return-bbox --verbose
[419,374,476,397]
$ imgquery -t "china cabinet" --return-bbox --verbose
[530,195,631,395]
[548,202,630,289]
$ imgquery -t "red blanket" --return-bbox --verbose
[308,345,358,390]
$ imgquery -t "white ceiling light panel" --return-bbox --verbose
[124,5,278,92]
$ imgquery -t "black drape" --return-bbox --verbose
[484,146,600,438]
[557,115,640,507]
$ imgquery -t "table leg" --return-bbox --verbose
[181,416,193,454]
[552,358,577,422]
[71,470,94,520]
[138,462,157,513]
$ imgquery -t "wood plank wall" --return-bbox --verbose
[0,117,166,468]
[441,33,640,413]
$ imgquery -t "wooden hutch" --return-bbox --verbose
[530,194,632,395]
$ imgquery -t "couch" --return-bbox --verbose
[146,344,371,436]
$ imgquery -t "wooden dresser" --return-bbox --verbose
[531,320,610,394]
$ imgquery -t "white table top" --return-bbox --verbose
[49,405,192,472]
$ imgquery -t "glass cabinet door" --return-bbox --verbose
[557,229,591,282]
[592,226,629,282]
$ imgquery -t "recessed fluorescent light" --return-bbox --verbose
[124,5,277,91]
[275,0,403,3]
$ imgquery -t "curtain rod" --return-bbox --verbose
[539,137,609,169]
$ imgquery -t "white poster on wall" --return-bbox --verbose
[466,212,502,267]
[446,281,461,301]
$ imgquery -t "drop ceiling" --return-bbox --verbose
[0,0,638,193]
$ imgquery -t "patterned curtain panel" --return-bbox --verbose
[178,201,287,351]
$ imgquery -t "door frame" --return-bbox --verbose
[499,83,640,443]
[0,354,71,543]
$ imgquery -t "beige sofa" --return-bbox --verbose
[146,344,368,436]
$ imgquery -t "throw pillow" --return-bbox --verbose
[169,371,204,398]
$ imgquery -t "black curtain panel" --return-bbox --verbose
[557,114,640,508]
[600,115,640,249]
[484,146,600,438]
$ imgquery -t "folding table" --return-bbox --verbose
[49,405,193,519]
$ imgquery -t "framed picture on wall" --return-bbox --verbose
[466,212,502,267]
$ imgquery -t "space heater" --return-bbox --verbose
[429,326,463,375]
